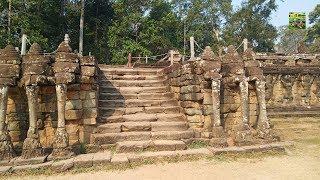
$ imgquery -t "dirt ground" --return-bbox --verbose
[7,117,320,180]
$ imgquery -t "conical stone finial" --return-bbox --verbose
[243,48,255,61]
[226,45,238,54]
[2,45,19,56]
[57,34,72,53]
[201,46,216,61]
[28,43,43,55]
[224,45,242,63]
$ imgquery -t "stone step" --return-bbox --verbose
[99,79,167,87]
[99,92,174,100]
[99,106,184,117]
[99,113,186,123]
[97,121,188,133]
[101,74,166,81]
[98,99,178,108]
[100,86,169,94]
[91,130,194,145]
[115,140,187,153]
[99,67,161,76]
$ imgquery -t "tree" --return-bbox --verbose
[307,4,320,53]
[222,0,278,52]
[276,26,307,54]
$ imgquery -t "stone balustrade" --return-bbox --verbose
[0,37,98,161]
[255,53,320,116]
[161,46,278,146]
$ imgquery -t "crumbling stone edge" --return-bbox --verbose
[0,141,293,175]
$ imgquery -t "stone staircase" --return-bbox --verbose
[90,66,194,153]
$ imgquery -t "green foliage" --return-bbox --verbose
[223,0,278,52]
[276,26,307,54]
[0,0,283,64]
[307,4,320,53]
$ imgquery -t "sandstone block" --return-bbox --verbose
[185,108,202,116]
[55,73,76,84]
[66,100,82,110]
[52,158,75,172]
[81,76,95,84]
[81,84,92,91]
[74,154,94,168]
[180,85,201,94]
[67,91,80,100]
[111,154,129,164]
[180,93,203,101]
[65,110,83,120]
[83,118,97,125]
[92,152,112,165]
[81,66,97,77]
[83,108,98,119]
[0,78,16,86]
[170,86,180,93]
[83,99,97,108]
[187,115,203,123]
[53,62,79,73]
[0,64,20,78]
[181,101,201,108]
[40,86,55,94]
[80,56,97,66]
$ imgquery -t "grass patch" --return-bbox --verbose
[187,140,209,149]
[297,137,320,145]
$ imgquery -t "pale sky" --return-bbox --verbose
[232,0,319,27]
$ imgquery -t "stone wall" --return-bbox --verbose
[161,47,274,145]
[1,42,98,156]
[255,53,320,116]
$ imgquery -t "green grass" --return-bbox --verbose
[187,140,209,149]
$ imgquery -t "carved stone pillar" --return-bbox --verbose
[255,80,270,130]
[280,75,295,104]
[50,84,73,159]
[20,43,52,159]
[239,79,250,125]
[300,74,314,105]
[21,85,44,159]
[200,46,227,146]
[0,85,15,160]
[0,45,21,160]
[211,79,221,127]
[222,46,254,145]
[243,48,277,142]
[50,36,78,159]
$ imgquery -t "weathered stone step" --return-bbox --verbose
[100,86,169,94]
[99,92,174,100]
[99,99,178,108]
[91,130,194,145]
[99,113,186,123]
[97,121,188,133]
[99,106,184,116]
[99,67,161,76]
[100,79,167,87]
[115,140,187,153]
[102,74,166,81]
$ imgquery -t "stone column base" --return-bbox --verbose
[233,124,255,146]
[208,127,228,147]
[256,128,280,143]
[48,147,75,161]
[0,133,16,161]
[49,128,75,160]
[21,137,45,159]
